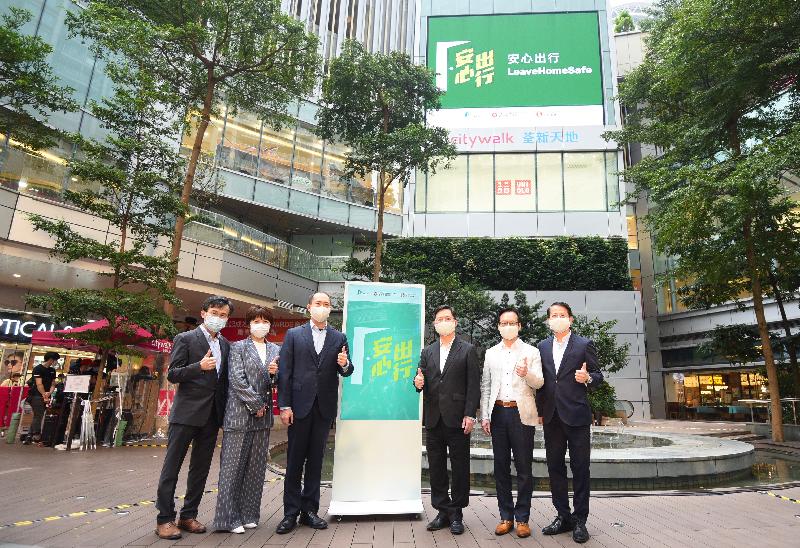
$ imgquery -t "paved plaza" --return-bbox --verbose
[0,422,799,548]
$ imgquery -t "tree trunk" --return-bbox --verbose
[372,171,386,282]
[90,346,111,416]
[164,73,216,319]
[744,222,784,441]
[768,269,800,395]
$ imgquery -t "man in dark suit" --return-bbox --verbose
[155,295,232,540]
[535,302,603,544]
[413,305,480,535]
[276,292,353,534]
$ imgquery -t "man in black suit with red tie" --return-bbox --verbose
[535,302,603,544]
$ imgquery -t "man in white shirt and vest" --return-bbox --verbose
[480,307,544,539]
[535,302,603,544]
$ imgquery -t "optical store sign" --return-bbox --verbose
[0,312,69,343]
[427,12,605,128]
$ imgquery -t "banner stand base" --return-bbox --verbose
[327,499,424,518]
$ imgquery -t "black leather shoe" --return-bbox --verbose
[572,521,589,543]
[299,511,328,530]
[449,520,465,535]
[276,515,297,534]
[542,515,574,535]
[426,512,450,531]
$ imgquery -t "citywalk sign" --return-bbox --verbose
[329,281,425,517]
[427,12,605,128]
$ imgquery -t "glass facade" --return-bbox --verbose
[417,152,620,213]
[664,370,767,422]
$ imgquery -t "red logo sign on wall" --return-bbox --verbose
[496,178,532,196]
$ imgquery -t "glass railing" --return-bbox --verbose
[183,206,348,281]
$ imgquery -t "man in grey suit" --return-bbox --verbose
[155,295,232,540]
[413,305,480,535]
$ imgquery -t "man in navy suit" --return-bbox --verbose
[276,292,353,534]
[535,302,603,544]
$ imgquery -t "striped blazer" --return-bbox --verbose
[223,337,279,432]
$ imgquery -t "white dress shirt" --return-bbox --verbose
[496,341,522,402]
[553,331,571,375]
[200,324,222,376]
[254,340,267,364]
[439,339,453,373]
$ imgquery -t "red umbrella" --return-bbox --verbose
[30,319,172,353]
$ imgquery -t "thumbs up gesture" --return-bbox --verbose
[574,362,590,384]
[414,368,425,389]
[268,355,279,376]
[337,346,348,367]
[200,349,216,371]
[515,356,529,377]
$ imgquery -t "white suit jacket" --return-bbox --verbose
[480,339,544,425]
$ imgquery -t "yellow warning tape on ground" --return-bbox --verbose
[763,491,800,504]
[0,478,282,530]
[122,443,223,448]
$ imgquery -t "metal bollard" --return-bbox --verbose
[6,412,20,444]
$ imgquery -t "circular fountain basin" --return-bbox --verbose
[434,429,756,490]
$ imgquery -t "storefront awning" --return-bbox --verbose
[29,319,172,354]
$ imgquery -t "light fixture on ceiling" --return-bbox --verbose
[12,273,22,278]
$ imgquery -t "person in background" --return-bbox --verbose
[480,307,544,539]
[414,305,480,536]
[275,292,353,534]
[24,351,60,446]
[155,295,232,540]
[183,316,199,332]
[213,305,279,534]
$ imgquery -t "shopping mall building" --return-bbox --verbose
[12,0,786,424]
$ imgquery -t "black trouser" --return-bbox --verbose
[491,405,535,522]
[28,395,46,438]
[543,409,591,521]
[283,399,331,518]
[426,417,470,519]
[155,416,220,524]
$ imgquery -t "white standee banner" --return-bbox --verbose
[329,282,425,517]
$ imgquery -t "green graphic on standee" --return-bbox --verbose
[427,12,604,109]
[341,300,422,421]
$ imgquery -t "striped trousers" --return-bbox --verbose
[212,428,270,530]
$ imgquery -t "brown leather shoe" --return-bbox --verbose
[495,520,514,535]
[177,518,207,533]
[516,522,532,538]
[155,521,182,540]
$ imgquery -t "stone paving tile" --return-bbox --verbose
[1,438,800,548]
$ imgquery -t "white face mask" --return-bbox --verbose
[434,320,456,337]
[548,317,571,334]
[250,322,270,338]
[309,305,331,323]
[204,315,227,333]
[498,324,519,340]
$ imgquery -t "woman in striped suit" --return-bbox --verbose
[212,306,279,534]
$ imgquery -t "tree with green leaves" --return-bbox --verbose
[608,0,800,441]
[0,7,76,152]
[68,0,321,317]
[26,74,185,404]
[316,40,456,281]
[614,10,636,34]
